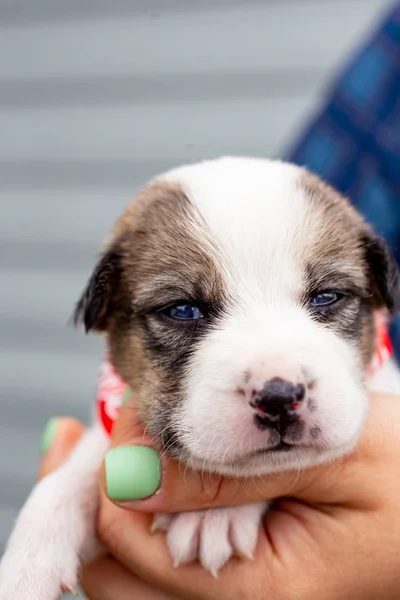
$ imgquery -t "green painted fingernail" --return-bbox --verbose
[105,446,161,501]
[122,386,132,406]
[41,417,58,454]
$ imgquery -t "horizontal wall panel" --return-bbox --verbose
[0,2,384,80]
[0,97,315,162]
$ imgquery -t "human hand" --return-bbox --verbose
[40,393,400,599]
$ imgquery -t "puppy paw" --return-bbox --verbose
[0,544,79,600]
[153,501,268,576]
[0,470,95,600]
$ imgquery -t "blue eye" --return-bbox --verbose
[310,291,342,307]
[162,303,204,321]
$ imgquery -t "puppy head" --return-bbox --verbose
[75,158,400,476]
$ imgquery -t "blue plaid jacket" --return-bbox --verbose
[286,3,400,361]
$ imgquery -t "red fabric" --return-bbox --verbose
[368,319,393,375]
[96,357,126,436]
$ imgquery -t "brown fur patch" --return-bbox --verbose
[91,180,229,454]
[299,170,376,368]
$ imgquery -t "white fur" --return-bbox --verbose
[179,308,367,476]
[156,502,268,576]
[0,426,109,599]
[161,158,369,474]
[1,157,400,596]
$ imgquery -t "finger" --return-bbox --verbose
[95,492,280,600]
[80,555,174,600]
[38,417,85,479]
[101,392,400,512]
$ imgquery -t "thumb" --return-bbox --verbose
[39,417,86,479]
[100,397,328,512]
[101,393,400,513]
[101,396,314,511]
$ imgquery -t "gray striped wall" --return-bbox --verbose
[0,0,390,594]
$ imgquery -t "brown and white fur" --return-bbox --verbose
[1,157,400,598]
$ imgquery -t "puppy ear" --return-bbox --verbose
[362,232,400,313]
[74,245,123,332]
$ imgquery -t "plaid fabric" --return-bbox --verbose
[286,3,400,361]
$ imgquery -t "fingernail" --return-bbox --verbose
[105,446,161,501]
[121,386,132,406]
[41,417,58,454]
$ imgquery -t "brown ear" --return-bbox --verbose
[362,232,400,313]
[74,245,123,332]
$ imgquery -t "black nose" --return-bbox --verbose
[251,378,305,431]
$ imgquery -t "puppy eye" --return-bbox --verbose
[161,303,204,321]
[310,291,343,307]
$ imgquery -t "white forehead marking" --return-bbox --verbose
[159,157,309,306]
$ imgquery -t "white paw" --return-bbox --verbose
[0,465,101,600]
[0,475,81,600]
[152,501,268,577]
[0,427,106,599]
[0,548,79,600]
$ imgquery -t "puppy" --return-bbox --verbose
[1,157,400,598]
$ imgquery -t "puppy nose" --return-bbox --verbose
[250,378,305,420]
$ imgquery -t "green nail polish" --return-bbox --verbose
[121,386,132,406]
[105,446,161,501]
[41,417,58,454]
